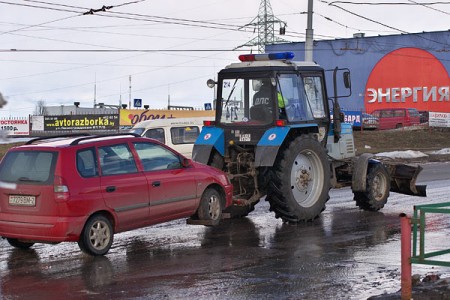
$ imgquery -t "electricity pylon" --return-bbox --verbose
[237,0,288,53]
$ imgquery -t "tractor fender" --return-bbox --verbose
[255,127,290,167]
[255,124,319,167]
[351,153,376,192]
[192,127,225,164]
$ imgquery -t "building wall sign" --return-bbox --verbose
[365,47,450,113]
[429,112,450,128]
[44,114,119,131]
[120,109,215,126]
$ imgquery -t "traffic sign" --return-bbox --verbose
[134,98,142,108]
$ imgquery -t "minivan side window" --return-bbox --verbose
[144,128,165,143]
[382,110,393,118]
[133,142,182,171]
[77,148,98,178]
[99,144,137,176]
[408,109,420,117]
[394,109,405,117]
[171,126,200,144]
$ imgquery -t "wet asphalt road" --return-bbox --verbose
[1,162,450,300]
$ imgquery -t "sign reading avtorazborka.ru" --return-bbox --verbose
[44,114,119,131]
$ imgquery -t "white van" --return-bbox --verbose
[129,117,213,158]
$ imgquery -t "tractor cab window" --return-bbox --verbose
[302,76,326,119]
[276,74,326,122]
[277,74,313,122]
[219,78,274,126]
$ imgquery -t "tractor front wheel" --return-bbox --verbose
[354,163,390,211]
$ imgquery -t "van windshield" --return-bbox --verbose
[129,128,145,136]
[0,151,57,184]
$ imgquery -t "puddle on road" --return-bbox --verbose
[2,197,450,299]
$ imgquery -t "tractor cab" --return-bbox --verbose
[207,52,331,154]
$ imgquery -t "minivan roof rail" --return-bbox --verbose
[25,133,142,146]
[70,133,141,145]
[25,133,91,145]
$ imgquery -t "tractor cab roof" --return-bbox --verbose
[222,52,322,73]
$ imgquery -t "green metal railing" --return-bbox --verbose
[411,201,450,267]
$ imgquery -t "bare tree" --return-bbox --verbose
[34,100,47,115]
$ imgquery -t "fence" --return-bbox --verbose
[411,202,450,267]
[400,202,450,299]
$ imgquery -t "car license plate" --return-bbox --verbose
[9,195,36,206]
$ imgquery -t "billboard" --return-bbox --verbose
[365,48,449,113]
[44,114,119,131]
[120,109,215,127]
[0,118,29,136]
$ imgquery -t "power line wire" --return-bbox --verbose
[327,2,449,46]
[0,49,249,52]
[329,1,450,5]
[0,1,250,34]
[407,0,450,15]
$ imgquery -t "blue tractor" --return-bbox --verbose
[193,52,425,222]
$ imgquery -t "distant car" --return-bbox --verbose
[371,108,420,130]
[418,110,429,123]
[0,133,233,255]
[361,113,379,130]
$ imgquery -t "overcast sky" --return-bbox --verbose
[0,0,449,117]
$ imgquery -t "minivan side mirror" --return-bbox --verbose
[181,157,192,168]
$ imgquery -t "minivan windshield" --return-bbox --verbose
[0,151,57,184]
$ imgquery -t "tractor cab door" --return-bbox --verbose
[276,73,328,123]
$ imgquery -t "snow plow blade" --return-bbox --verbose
[386,163,426,197]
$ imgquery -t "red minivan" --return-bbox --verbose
[0,134,233,255]
[370,108,421,130]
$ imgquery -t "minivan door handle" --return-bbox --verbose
[106,186,116,193]
[152,181,161,187]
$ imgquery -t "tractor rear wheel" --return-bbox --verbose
[267,134,331,223]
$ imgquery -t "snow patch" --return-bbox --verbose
[376,150,428,159]
[429,148,450,155]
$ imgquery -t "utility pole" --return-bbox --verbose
[237,0,288,53]
[93,73,97,108]
[128,75,131,109]
[305,0,314,62]
[167,85,171,108]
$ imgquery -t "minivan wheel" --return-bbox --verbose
[197,188,223,225]
[78,215,113,256]
[7,238,34,249]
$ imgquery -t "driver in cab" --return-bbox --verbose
[251,79,273,122]
[252,78,286,121]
